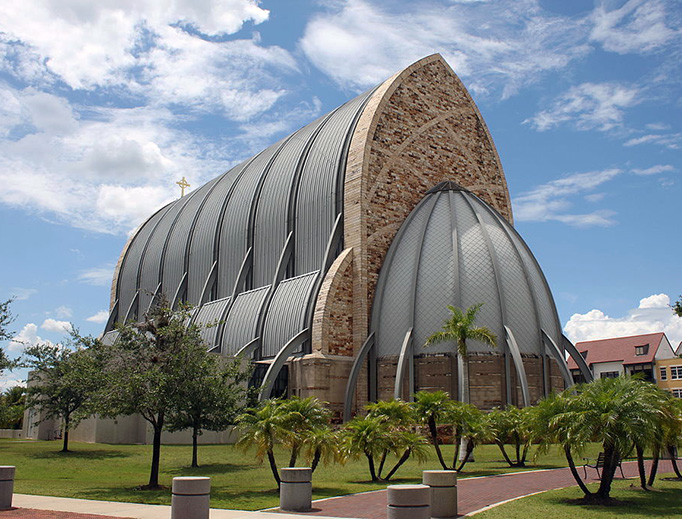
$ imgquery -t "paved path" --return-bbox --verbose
[302,459,676,518]
[3,460,677,518]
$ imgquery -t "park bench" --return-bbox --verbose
[583,452,625,479]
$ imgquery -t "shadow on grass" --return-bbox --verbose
[75,486,170,506]
[165,462,251,476]
[550,487,682,517]
[31,449,132,460]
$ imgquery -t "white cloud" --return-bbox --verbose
[54,306,73,319]
[590,0,680,55]
[631,164,675,175]
[9,288,37,301]
[0,375,26,392]
[513,169,621,226]
[41,319,73,334]
[624,133,682,149]
[300,0,590,97]
[8,323,50,352]
[564,293,682,347]
[86,310,110,324]
[78,266,116,287]
[526,82,640,132]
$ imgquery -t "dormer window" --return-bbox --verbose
[635,345,649,356]
[580,350,588,359]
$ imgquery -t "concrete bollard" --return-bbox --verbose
[386,484,430,519]
[422,470,457,518]
[171,477,210,519]
[280,467,312,512]
[0,466,15,510]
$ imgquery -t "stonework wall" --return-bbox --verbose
[311,248,354,357]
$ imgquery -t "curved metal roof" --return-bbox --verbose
[372,182,563,358]
[109,88,375,328]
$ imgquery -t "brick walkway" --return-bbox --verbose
[0,511,122,518]
[298,459,676,518]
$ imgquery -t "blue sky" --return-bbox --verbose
[1,0,681,388]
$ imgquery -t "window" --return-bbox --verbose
[660,366,668,381]
[600,371,619,379]
[671,366,682,380]
[635,345,649,356]
[673,389,682,399]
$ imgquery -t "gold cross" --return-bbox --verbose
[176,176,190,197]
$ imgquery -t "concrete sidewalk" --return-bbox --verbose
[10,494,347,519]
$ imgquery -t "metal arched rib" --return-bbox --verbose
[235,337,261,359]
[394,328,414,401]
[258,328,309,401]
[504,326,530,407]
[343,332,375,422]
[541,330,575,387]
[561,333,593,383]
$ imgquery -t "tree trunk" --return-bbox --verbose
[384,449,411,481]
[565,445,592,497]
[636,444,648,490]
[452,431,461,470]
[456,440,474,472]
[458,350,472,463]
[647,446,660,487]
[514,434,521,465]
[521,443,529,465]
[311,448,321,473]
[596,445,618,500]
[669,446,682,479]
[148,417,164,489]
[496,442,515,467]
[428,417,448,469]
[267,449,281,488]
[61,414,70,453]
[289,444,298,467]
[191,426,199,468]
[377,450,388,479]
[365,450,378,482]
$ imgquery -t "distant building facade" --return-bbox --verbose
[568,332,678,395]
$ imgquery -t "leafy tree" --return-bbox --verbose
[486,405,533,468]
[97,300,213,489]
[165,354,250,468]
[365,398,415,478]
[424,304,497,406]
[0,386,25,429]
[673,295,682,318]
[302,425,342,473]
[412,390,452,470]
[451,404,488,472]
[23,336,101,452]
[236,399,290,487]
[341,415,394,482]
[0,298,16,373]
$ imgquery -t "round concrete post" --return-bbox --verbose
[280,467,312,512]
[422,470,457,518]
[171,477,210,519]
[0,466,15,510]
[386,484,430,519]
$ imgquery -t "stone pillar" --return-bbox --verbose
[171,477,210,519]
[386,484,430,519]
[280,467,312,512]
[0,466,15,510]
[422,470,457,518]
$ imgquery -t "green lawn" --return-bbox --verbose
[475,476,682,518]
[0,439,597,510]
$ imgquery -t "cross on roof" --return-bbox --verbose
[176,176,190,197]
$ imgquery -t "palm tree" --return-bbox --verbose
[279,396,331,467]
[487,405,533,468]
[303,425,342,473]
[236,399,289,487]
[425,303,496,461]
[341,415,393,481]
[365,399,414,477]
[412,391,452,470]
[424,304,496,406]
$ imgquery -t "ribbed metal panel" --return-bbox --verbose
[252,116,328,288]
[294,90,374,275]
[413,194,457,353]
[373,187,562,359]
[476,202,539,354]
[116,203,173,321]
[137,193,194,312]
[187,162,250,304]
[261,271,319,359]
[192,296,231,349]
[162,176,221,305]
[375,201,432,357]
[216,142,285,298]
[101,330,119,346]
[220,285,269,355]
